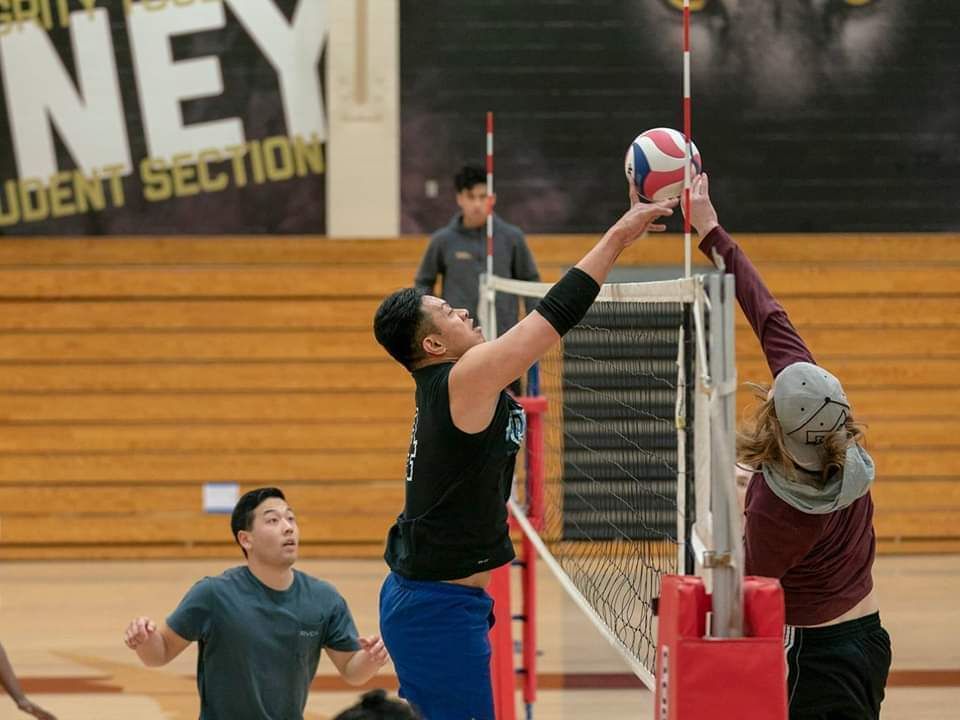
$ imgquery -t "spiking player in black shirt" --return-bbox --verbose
[373,187,676,720]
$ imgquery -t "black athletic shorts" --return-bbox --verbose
[785,612,892,720]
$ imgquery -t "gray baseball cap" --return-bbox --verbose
[773,362,851,471]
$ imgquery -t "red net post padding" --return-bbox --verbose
[654,575,787,720]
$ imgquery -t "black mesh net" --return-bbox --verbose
[510,293,696,680]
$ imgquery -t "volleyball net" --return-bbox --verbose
[480,271,742,691]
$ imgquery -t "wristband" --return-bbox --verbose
[535,267,600,337]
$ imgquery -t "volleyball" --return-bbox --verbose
[624,128,702,201]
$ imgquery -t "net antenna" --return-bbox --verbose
[480,272,744,689]
[481,111,498,340]
[679,0,743,640]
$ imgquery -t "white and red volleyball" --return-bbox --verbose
[624,128,702,201]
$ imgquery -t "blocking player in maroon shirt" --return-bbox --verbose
[686,173,891,720]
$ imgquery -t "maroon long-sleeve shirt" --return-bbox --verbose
[700,226,876,626]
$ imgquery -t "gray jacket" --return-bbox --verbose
[414,213,540,333]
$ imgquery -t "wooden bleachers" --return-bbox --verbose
[0,233,957,558]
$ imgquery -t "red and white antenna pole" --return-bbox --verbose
[486,111,495,280]
[682,0,692,278]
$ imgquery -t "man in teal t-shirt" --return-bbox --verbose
[123,487,389,720]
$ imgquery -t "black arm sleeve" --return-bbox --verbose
[535,267,600,337]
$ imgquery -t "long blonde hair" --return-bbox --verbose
[737,383,866,488]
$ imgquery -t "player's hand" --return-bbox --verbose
[610,186,677,248]
[683,173,719,237]
[15,697,57,720]
[123,617,157,650]
[358,635,389,667]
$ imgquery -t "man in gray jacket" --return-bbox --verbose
[415,165,540,339]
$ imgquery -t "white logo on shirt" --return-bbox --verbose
[506,405,526,448]
[406,408,419,483]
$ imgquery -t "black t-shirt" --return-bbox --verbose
[384,362,526,580]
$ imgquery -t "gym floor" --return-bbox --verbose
[0,555,956,719]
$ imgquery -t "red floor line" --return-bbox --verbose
[5,669,958,695]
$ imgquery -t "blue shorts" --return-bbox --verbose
[379,572,496,720]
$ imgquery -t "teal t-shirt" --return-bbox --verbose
[167,566,360,720]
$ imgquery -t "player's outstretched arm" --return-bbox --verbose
[0,641,58,720]
[448,192,676,432]
[122,617,190,667]
[326,635,390,686]
[686,173,813,375]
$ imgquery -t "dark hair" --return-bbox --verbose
[374,287,433,370]
[230,487,286,557]
[333,690,421,720]
[454,165,485,193]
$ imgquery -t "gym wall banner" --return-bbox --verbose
[400,0,959,234]
[0,0,326,235]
